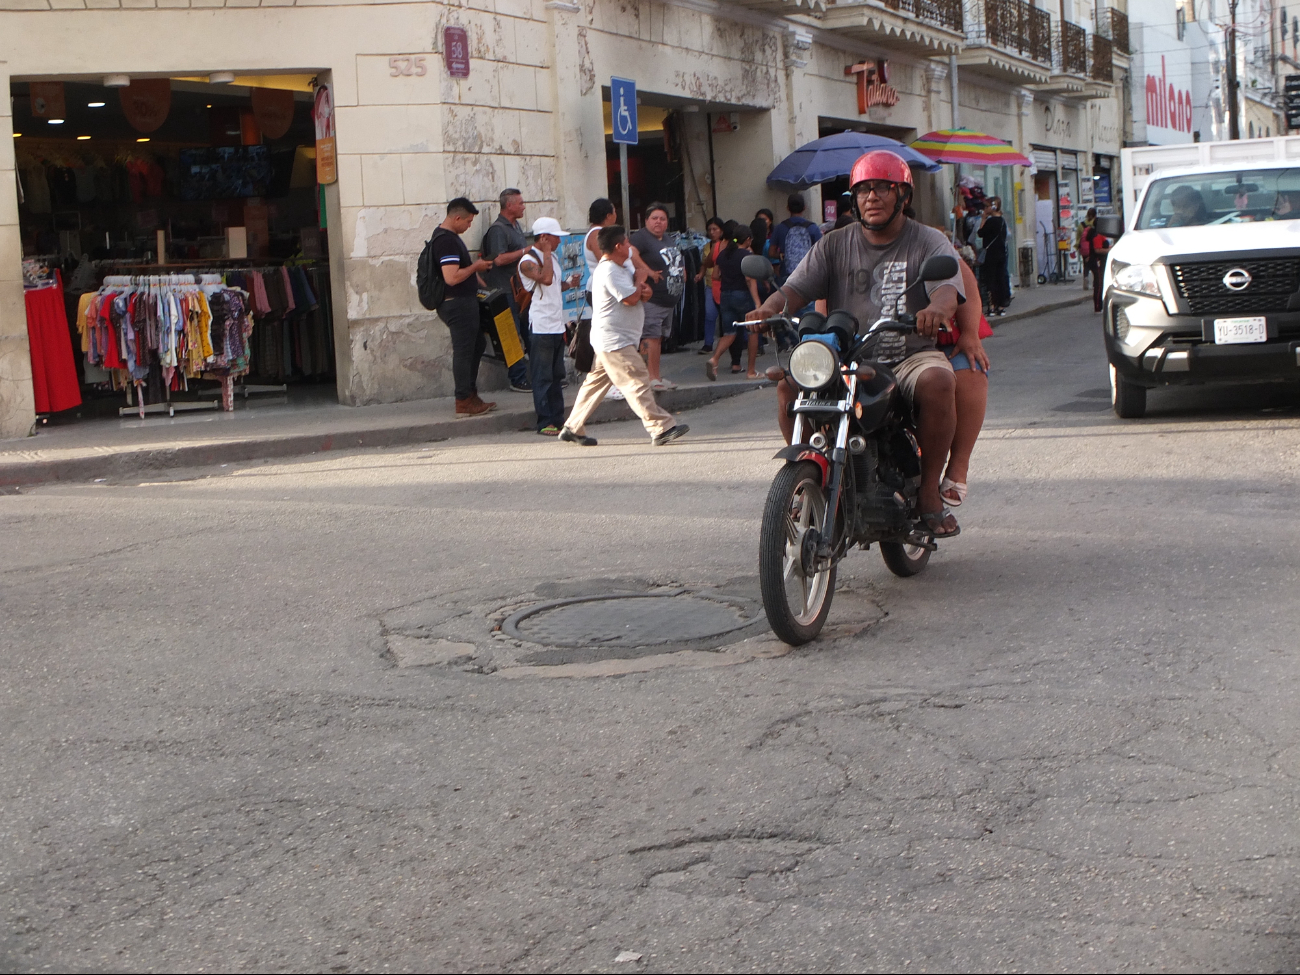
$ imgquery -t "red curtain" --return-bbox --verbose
[25,272,82,414]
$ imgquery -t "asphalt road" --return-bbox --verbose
[4,303,1300,973]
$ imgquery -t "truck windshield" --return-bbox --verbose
[1136,168,1300,228]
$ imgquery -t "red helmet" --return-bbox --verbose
[849,150,913,190]
[849,150,913,230]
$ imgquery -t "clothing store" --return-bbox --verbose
[14,73,337,423]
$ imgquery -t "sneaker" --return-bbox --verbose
[604,387,625,401]
[538,424,561,436]
[510,380,532,393]
[559,427,598,446]
[652,423,689,446]
[697,345,713,355]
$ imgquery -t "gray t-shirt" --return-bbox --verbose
[590,258,644,352]
[784,220,965,355]
[481,215,527,296]
[629,228,684,308]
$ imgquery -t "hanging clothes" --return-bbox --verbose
[25,270,82,414]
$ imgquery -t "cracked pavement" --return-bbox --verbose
[4,303,1300,972]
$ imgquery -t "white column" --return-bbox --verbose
[0,69,36,440]
[546,1,608,232]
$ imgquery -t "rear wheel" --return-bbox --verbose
[880,538,932,577]
[759,462,837,646]
[1110,363,1147,418]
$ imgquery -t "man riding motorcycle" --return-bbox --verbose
[746,150,966,537]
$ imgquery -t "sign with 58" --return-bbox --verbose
[444,26,470,78]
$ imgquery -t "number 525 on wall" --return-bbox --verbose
[389,56,428,77]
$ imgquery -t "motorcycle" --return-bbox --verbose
[743,253,961,646]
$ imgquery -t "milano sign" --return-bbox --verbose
[1143,50,1194,143]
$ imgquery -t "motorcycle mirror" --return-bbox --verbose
[741,255,774,281]
[918,255,959,282]
[1094,214,1123,238]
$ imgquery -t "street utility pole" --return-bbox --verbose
[1226,0,1242,139]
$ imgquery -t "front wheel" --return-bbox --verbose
[879,539,932,577]
[759,462,837,646]
[1110,363,1147,418]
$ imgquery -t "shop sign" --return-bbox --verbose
[1094,173,1112,205]
[29,82,65,120]
[251,87,295,141]
[846,61,899,115]
[120,78,171,134]
[313,83,337,185]
[1139,49,1194,145]
[444,26,470,79]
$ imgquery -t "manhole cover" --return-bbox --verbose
[502,589,760,649]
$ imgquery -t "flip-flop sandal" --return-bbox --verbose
[940,477,967,507]
[919,508,961,538]
[705,361,717,381]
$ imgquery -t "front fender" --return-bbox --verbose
[773,445,829,484]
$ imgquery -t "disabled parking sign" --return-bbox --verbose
[611,77,638,145]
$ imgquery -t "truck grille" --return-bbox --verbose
[1170,258,1300,315]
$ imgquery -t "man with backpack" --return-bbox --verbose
[769,192,822,283]
[418,197,496,416]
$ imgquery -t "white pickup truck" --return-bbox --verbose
[1100,136,1300,417]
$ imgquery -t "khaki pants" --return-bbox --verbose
[565,345,675,438]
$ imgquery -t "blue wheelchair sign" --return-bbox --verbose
[611,77,638,145]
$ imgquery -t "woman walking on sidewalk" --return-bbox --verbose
[705,221,762,381]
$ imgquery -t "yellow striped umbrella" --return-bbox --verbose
[909,128,1031,166]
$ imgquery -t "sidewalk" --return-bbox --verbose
[994,278,1093,325]
[0,281,1089,489]
[0,354,767,488]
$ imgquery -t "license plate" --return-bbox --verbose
[1214,316,1267,344]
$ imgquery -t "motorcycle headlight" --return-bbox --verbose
[1112,263,1163,298]
[788,340,839,390]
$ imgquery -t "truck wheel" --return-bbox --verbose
[1110,364,1146,419]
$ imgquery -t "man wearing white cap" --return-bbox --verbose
[519,217,581,435]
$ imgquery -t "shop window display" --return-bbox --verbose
[12,76,335,422]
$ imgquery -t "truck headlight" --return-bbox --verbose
[1112,263,1162,298]
[788,340,838,390]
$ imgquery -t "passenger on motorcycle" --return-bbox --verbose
[746,150,965,537]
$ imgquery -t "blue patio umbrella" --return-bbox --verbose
[766,131,942,189]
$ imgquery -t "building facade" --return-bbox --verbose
[0,0,1127,439]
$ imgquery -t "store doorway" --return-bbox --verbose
[600,94,696,235]
[1033,172,1060,283]
[12,74,338,423]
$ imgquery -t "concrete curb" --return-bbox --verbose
[992,292,1092,326]
[0,381,763,489]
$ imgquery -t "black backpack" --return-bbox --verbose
[416,228,452,310]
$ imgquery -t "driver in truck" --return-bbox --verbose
[745,150,967,538]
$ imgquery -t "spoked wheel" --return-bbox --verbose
[759,461,837,646]
[879,536,932,577]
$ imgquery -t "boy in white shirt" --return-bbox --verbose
[519,217,581,435]
[560,226,688,447]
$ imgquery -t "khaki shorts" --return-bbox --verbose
[891,349,954,404]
